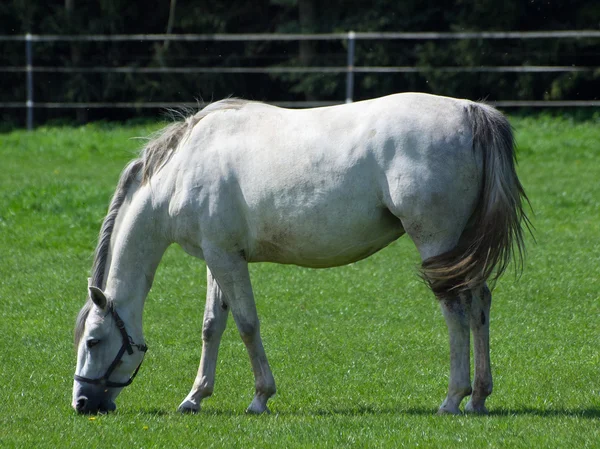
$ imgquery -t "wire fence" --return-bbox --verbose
[1,30,599,129]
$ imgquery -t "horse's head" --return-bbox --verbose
[72,286,148,414]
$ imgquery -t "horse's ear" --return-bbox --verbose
[88,286,108,310]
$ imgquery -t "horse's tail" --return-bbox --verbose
[421,102,531,298]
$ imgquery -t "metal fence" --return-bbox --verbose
[1,30,600,129]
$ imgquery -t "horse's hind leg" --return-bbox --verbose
[178,268,229,413]
[408,227,492,414]
[203,246,276,414]
[438,293,473,414]
[465,284,493,414]
[400,219,473,415]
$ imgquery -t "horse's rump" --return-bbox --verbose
[421,102,530,297]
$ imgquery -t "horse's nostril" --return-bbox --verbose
[75,397,88,412]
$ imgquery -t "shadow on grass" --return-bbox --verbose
[487,407,600,419]
[301,406,600,419]
[129,405,600,419]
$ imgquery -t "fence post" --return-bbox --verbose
[25,33,33,130]
[345,31,355,103]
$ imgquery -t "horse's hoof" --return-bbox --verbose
[464,400,489,415]
[437,405,461,415]
[246,405,270,415]
[177,399,200,414]
[245,394,272,414]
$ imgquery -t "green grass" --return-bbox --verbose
[0,114,599,448]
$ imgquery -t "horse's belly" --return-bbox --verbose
[247,208,405,268]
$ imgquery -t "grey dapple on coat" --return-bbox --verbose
[72,93,529,415]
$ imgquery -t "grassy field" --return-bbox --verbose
[0,113,598,448]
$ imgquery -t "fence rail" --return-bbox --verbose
[1,31,599,129]
[3,65,599,74]
[2,30,600,42]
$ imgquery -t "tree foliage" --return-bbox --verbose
[0,0,598,126]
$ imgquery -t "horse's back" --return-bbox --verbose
[168,93,480,267]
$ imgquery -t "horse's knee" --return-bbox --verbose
[236,319,258,343]
[202,317,224,342]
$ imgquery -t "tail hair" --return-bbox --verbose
[421,102,531,298]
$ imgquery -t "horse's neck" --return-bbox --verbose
[104,187,169,322]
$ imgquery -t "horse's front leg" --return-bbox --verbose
[465,285,493,414]
[178,268,229,413]
[438,293,472,415]
[204,247,276,414]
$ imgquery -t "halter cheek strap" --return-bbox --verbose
[74,305,148,389]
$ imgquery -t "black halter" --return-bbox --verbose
[74,304,148,389]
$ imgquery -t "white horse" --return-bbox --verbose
[73,93,528,415]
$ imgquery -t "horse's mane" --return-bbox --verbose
[141,98,248,183]
[74,98,248,346]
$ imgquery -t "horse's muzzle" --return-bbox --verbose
[73,395,117,414]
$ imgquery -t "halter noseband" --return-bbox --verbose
[74,304,148,389]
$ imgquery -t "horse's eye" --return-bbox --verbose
[86,339,100,349]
